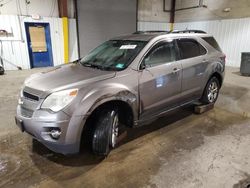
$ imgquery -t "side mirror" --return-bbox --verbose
[140,61,146,70]
[140,56,150,70]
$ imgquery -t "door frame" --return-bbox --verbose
[138,40,182,119]
[24,22,54,68]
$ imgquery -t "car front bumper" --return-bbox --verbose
[15,105,86,155]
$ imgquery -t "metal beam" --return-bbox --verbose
[58,0,69,63]
[169,0,176,31]
[58,0,68,18]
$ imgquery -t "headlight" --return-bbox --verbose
[41,89,78,112]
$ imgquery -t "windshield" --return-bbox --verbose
[80,40,147,71]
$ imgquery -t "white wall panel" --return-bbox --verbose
[0,0,75,19]
[0,15,78,70]
[20,16,64,67]
[174,18,250,67]
[68,19,79,61]
[0,0,59,17]
[0,15,22,40]
[138,18,250,68]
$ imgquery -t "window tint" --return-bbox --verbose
[143,41,176,67]
[177,39,206,59]
[202,37,222,52]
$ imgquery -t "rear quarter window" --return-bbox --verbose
[177,39,207,60]
[202,37,222,52]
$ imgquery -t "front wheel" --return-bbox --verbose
[92,109,119,156]
[201,77,220,104]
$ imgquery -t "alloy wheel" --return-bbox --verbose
[111,112,119,148]
[207,81,218,103]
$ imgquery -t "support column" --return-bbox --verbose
[58,0,69,63]
[169,0,176,31]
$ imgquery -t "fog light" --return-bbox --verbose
[50,130,61,139]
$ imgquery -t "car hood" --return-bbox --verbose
[24,63,116,92]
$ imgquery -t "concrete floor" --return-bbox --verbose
[0,67,250,188]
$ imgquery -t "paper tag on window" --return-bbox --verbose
[120,45,137,49]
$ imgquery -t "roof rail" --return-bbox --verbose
[171,30,207,34]
[133,30,170,34]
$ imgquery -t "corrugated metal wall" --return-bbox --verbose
[0,15,78,70]
[174,18,250,67]
[138,18,250,67]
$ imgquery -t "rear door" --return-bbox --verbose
[139,40,182,119]
[177,38,207,101]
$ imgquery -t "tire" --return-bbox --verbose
[92,108,119,156]
[0,66,4,75]
[201,77,220,104]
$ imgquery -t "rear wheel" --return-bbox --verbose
[201,77,220,104]
[92,108,119,156]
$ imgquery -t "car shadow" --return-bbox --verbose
[30,104,195,168]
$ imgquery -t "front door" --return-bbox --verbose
[25,22,53,68]
[139,40,182,119]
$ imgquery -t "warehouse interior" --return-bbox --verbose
[0,0,250,188]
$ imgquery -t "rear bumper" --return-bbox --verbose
[16,105,86,155]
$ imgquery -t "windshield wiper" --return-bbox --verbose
[82,62,106,70]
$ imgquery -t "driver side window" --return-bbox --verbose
[143,41,176,67]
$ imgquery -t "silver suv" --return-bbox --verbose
[15,30,225,156]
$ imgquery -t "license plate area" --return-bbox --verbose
[15,117,25,132]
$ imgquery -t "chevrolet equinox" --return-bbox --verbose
[15,30,225,156]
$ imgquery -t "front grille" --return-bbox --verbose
[23,91,39,101]
[20,86,43,118]
[20,106,34,118]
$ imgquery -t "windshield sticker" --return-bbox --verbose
[120,45,137,49]
[116,64,125,69]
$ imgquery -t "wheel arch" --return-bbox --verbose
[209,72,223,88]
[90,99,135,126]
[80,91,137,149]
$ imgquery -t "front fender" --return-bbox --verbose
[73,83,138,121]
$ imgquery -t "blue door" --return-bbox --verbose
[25,22,53,68]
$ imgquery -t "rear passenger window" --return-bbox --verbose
[177,39,206,59]
[202,37,222,52]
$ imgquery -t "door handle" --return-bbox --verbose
[172,68,181,74]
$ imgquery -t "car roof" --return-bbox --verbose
[112,30,213,42]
